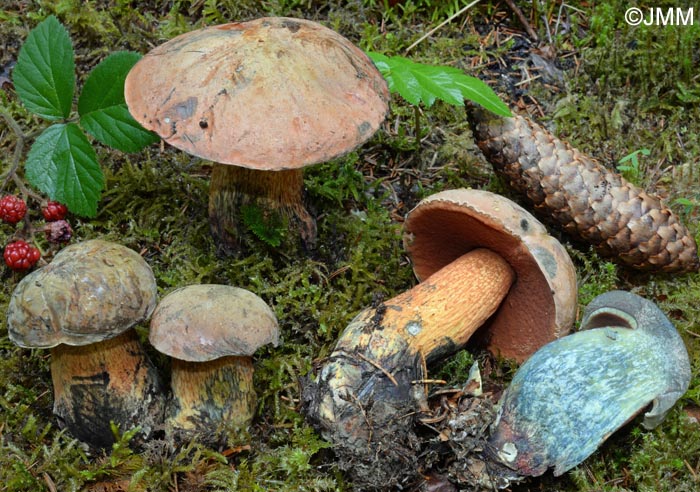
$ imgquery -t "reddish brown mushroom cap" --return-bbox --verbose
[402,189,577,362]
[125,17,389,170]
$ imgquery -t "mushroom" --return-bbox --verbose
[148,284,279,442]
[467,105,700,272]
[124,17,389,254]
[6,239,164,449]
[488,290,690,478]
[302,188,576,488]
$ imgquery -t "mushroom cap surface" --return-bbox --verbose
[149,284,279,362]
[402,188,577,362]
[125,17,389,170]
[7,240,158,349]
[488,291,690,477]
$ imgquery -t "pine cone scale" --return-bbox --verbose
[468,106,699,272]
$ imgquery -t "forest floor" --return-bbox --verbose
[1,1,700,491]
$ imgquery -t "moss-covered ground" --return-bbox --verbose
[1,0,700,490]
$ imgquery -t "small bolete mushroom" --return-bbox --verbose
[6,239,164,449]
[488,290,690,478]
[148,284,279,442]
[467,105,700,272]
[125,17,389,254]
[302,188,576,488]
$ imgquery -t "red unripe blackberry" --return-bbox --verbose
[4,240,41,271]
[42,201,68,221]
[0,195,27,225]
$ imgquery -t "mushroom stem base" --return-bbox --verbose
[50,329,165,449]
[209,165,316,255]
[303,248,514,487]
[168,356,256,444]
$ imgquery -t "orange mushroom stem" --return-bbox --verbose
[306,248,512,442]
[335,249,514,365]
[50,330,164,448]
[302,189,577,488]
[167,356,257,439]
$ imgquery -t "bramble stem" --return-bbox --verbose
[0,109,43,201]
[1,108,51,246]
[0,108,27,193]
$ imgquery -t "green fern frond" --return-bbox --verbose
[241,205,286,247]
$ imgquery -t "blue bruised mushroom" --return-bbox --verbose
[488,290,690,477]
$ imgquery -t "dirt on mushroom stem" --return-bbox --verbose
[50,329,165,449]
[166,356,257,446]
[208,165,316,255]
[419,381,522,490]
[302,248,514,488]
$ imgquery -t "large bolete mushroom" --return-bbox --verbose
[302,188,576,488]
[6,240,165,449]
[125,17,389,254]
[148,284,279,444]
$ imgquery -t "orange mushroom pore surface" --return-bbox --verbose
[301,189,575,488]
[403,188,577,362]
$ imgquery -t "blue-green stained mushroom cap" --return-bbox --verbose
[488,291,690,477]
[580,291,691,429]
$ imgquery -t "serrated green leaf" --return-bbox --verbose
[449,75,512,117]
[81,104,160,152]
[367,52,511,116]
[411,64,465,107]
[25,123,104,217]
[385,59,423,106]
[78,51,140,114]
[12,15,75,120]
[78,51,159,152]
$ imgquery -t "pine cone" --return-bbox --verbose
[467,106,699,273]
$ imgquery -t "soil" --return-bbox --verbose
[1,1,699,491]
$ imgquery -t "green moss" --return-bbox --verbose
[2,0,700,490]
[432,349,475,386]
[32,0,120,43]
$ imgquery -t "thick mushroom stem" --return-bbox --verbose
[167,356,256,437]
[334,248,515,365]
[303,248,514,482]
[209,165,316,254]
[50,330,165,449]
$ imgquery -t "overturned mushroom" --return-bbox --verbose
[6,240,164,449]
[303,189,576,488]
[149,284,279,444]
[488,290,690,479]
[125,17,389,254]
[467,105,699,272]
